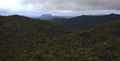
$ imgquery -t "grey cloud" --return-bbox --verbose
[21,0,120,13]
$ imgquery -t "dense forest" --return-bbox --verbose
[0,15,120,61]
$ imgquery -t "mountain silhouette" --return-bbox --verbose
[35,14,75,20]
[52,14,120,28]
[35,14,55,20]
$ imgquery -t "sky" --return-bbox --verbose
[0,0,120,16]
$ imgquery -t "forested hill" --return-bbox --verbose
[0,15,72,38]
[52,14,120,29]
[0,15,120,61]
[0,15,73,61]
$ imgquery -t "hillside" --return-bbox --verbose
[0,15,73,61]
[52,14,120,29]
[0,15,120,61]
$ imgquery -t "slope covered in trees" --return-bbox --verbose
[0,15,120,61]
[52,14,120,29]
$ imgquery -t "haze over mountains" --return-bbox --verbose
[34,14,75,20]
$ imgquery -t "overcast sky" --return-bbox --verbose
[0,0,120,15]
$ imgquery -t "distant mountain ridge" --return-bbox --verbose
[52,14,120,29]
[34,14,75,20]
[35,14,54,20]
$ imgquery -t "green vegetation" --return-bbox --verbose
[0,15,120,61]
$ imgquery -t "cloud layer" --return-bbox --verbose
[1,0,120,15]
[22,0,120,12]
